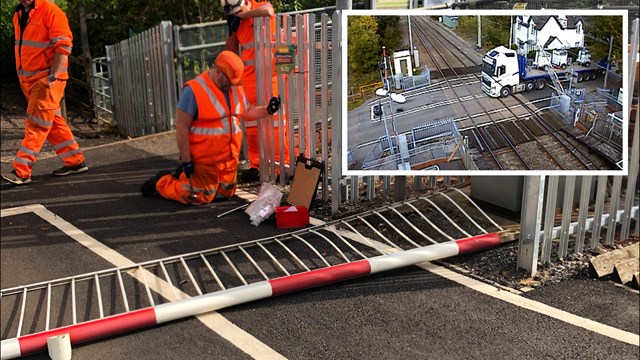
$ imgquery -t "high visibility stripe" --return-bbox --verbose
[190,126,231,136]
[239,42,255,52]
[17,66,68,79]
[219,182,236,190]
[58,45,72,53]
[27,114,53,128]
[19,146,39,157]
[50,36,72,44]
[57,148,82,159]
[229,88,243,135]
[244,120,282,128]
[181,183,215,195]
[15,157,34,166]
[15,39,50,48]
[194,77,228,118]
[17,69,48,78]
[52,139,76,150]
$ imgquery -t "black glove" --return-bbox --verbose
[227,15,241,35]
[266,96,280,115]
[180,161,195,178]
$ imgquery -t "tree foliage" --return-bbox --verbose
[376,16,403,52]
[583,16,623,64]
[348,16,380,76]
[0,0,335,79]
[456,16,510,50]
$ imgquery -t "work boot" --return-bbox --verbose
[2,170,31,185]
[240,167,260,182]
[52,162,89,176]
[141,170,171,197]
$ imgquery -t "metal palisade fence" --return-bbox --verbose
[104,21,177,137]
[517,18,640,275]
[92,11,639,276]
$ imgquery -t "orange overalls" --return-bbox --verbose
[155,72,247,205]
[13,0,84,179]
[236,0,290,170]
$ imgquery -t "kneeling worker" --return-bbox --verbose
[141,50,280,205]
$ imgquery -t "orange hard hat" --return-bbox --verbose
[215,50,244,85]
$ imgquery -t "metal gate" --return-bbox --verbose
[1,189,506,359]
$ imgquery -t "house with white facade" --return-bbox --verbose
[511,15,585,54]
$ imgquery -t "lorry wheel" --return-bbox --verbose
[577,75,583,83]
[525,81,534,92]
[561,64,566,70]
[590,73,597,80]
[535,79,545,90]
[543,65,549,71]
[500,87,510,98]
[585,62,590,67]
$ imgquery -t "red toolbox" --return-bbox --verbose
[276,206,309,228]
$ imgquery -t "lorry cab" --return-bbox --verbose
[551,49,568,69]
[533,50,552,70]
[576,49,592,66]
[481,46,522,97]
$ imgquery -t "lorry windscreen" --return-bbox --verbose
[482,59,495,76]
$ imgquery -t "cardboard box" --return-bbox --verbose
[276,206,309,228]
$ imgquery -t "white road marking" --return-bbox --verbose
[421,262,639,346]
[323,224,640,347]
[1,204,286,360]
[4,204,638,349]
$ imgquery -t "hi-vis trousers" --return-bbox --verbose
[243,76,291,171]
[14,77,84,178]
[155,162,238,205]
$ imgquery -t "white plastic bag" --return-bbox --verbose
[245,182,283,226]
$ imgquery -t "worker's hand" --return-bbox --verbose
[266,96,280,115]
[227,15,241,35]
[180,161,195,178]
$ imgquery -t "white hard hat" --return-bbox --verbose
[222,0,243,15]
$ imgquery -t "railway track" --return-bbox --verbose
[412,17,611,170]
[413,17,534,170]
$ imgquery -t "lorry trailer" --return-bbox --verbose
[481,46,602,98]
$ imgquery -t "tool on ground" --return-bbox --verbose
[217,203,249,218]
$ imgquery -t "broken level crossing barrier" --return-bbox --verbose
[1,233,502,359]
[2,189,507,358]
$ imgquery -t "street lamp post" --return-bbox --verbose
[375,88,407,166]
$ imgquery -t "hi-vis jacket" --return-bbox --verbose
[14,0,72,83]
[187,72,247,166]
[235,0,277,105]
[155,72,249,204]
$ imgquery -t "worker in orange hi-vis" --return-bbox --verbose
[140,51,281,205]
[2,0,88,185]
[223,0,291,182]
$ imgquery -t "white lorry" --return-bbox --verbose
[481,46,601,98]
[533,49,568,70]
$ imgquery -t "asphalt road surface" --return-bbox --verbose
[1,133,638,359]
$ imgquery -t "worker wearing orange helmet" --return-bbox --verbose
[224,0,290,182]
[2,0,88,185]
[140,51,281,205]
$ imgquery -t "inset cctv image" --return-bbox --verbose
[343,10,628,175]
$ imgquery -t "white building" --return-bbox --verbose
[511,15,585,54]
